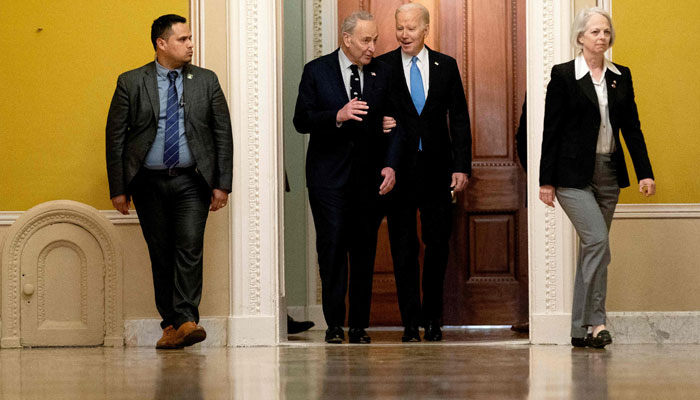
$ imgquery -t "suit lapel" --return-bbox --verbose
[390,50,416,115]
[329,50,350,102]
[143,63,159,120]
[182,64,193,123]
[362,63,376,101]
[605,69,618,118]
[424,48,438,112]
[577,73,598,107]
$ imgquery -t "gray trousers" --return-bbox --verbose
[556,154,620,338]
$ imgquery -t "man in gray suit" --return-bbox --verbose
[106,14,233,349]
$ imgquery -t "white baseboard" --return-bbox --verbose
[530,313,572,344]
[124,317,228,347]
[228,315,278,346]
[606,312,700,344]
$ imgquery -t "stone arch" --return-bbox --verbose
[1,200,123,348]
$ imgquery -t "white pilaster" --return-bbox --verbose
[302,0,338,330]
[228,0,284,346]
[526,0,578,344]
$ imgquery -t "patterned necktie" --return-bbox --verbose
[410,56,425,150]
[163,70,180,168]
[350,64,362,100]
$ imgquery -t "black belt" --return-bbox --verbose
[142,166,197,177]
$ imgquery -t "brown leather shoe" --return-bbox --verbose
[156,325,182,349]
[175,321,207,347]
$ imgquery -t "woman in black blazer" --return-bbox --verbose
[539,7,656,348]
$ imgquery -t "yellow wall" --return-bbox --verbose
[613,1,700,204]
[0,1,189,211]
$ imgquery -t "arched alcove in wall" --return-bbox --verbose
[1,200,124,348]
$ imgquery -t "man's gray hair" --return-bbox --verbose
[341,10,374,36]
[395,3,430,26]
[571,7,615,52]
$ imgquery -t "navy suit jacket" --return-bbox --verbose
[377,47,471,184]
[540,60,653,189]
[293,49,401,190]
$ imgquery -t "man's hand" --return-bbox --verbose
[382,116,396,133]
[539,185,555,207]
[451,173,469,192]
[210,189,229,212]
[336,97,369,123]
[639,178,656,197]
[111,195,130,215]
[379,167,396,195]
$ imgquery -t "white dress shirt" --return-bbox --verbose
[575,54,621,154]
[338,49,363,100]
[401,46,429,100]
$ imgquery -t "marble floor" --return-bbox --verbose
[2,328,700,399]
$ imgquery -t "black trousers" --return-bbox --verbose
[130,169,211,329]
[387,154,453,327]
[308,183,386,329]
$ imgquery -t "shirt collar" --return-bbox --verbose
[338,48,361,72]
[574,54,621,80]
[155,58,183,78]
[401,46,428,67]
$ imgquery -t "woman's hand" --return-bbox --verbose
[639,178,656,197]
[539,185,556,207]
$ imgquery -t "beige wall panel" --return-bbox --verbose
[608,218,700,311]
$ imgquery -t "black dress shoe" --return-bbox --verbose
[402,326,421,342]
[325,326,344,344]
[424,321,442,342]
[288,315,315,334]
[588,330,612,349]
[348,328,371,344]
[571,337,587,347]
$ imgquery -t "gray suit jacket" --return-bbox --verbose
[106,62,233,198]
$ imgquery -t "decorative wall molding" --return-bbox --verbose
[0,211,140,226]
[227,0,282,345]
[1,200,123,348]
[614,204,700,219]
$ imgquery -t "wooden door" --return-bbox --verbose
[339,0,527,326]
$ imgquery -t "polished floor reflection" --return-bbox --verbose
[2,328,700,399]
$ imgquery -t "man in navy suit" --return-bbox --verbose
[294,10,400,344]
[378,3,472,342]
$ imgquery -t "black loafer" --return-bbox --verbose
[424,321,443,342]
[402,326,421,342]
[589,330,612,349]
[288,316,315,334]
[325,326,344,344]
[348,328,371,344]
[571,337,587,347]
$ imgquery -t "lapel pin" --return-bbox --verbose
[434,61,439,66]
[611,80,616,89]
[187,74,193,79]
[370,71,376,76]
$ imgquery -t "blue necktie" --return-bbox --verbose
[410,56,425,150]
[163,71,180,168]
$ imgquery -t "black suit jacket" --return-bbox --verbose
[377,47,471,183]
[106,62,233,198]
[540,60,653,189]
[293,49,401,189]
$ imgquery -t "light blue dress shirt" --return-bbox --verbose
[143,59,193,169]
